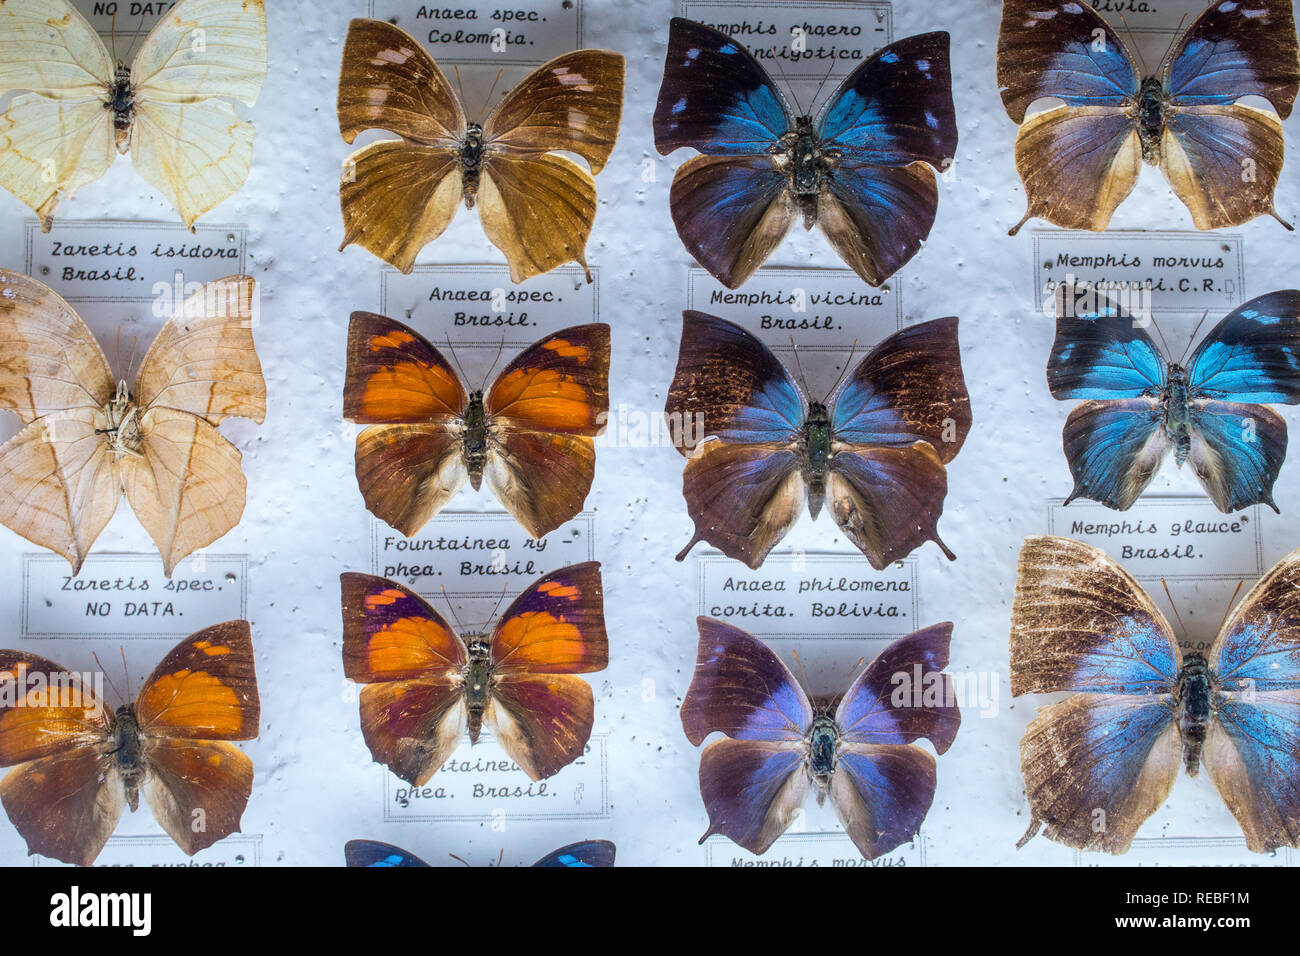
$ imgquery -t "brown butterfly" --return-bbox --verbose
[0,271,266,576]
[343,312,610,540]
[0,621,260,866]
[337,19,625,280]
[341,564,607,784]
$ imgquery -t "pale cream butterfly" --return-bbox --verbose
[0,0,267,231]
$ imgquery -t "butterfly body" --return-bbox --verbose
[800,402,833,518]
[109,706,147,811]
[460,392,490,489]
[461,636,493,741]
[1174,653,1214,775]
[108,66,135,148]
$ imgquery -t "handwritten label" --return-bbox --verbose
[698,554,916,639]
[367,1,582,65]
[704,832,923,867]
[32,833,261,868]
[382,734,609,822]
[1077,836,1292,868]
[24,220,248,304]
[21,554,248,641]
[371,512,595,598]
[379,264,597,350]
[1033,230,1245,318]
[680,1,891,81]
[1047,498,1263,582]
[687,267,899,355]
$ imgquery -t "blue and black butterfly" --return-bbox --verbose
[652,19,957,288]
[1048,290,1300,513]
[1012,536,1300,854]
[343,839,616,868]
[998,0,1300,233]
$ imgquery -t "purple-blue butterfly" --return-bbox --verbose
[681,618,960,859]
[1048,290,1300,513]
[343,839,616,867]
[653,19,957,288]
[1012,536,1300,854]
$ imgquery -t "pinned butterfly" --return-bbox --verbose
[998,0,1300,233]
[665,311,970,569]
[1012,536,1300,853]
[1047,288,1300,513]
[344,839,616,867]
[343,312,610,540]
[681,618,960,859]
[0,622,260,866]
[0,270,266,575]
[0,0,268,230]
[653,19,957,288]
[341,563,608,784]
[337,19,625,280]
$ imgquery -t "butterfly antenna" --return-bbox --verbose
[440,334,472,390]
[447,852,472,867]
[452,65,472,120]
[788,336,812,399]
[120,646,132,703]
[769,45,804,116]
[807,49,839,117]
[823,338,860,403]
[479,69,505,121]
[438,585,468,633]
[479,333,508,393]
[1113,10,1150,78]
[790,649,813,694]
[92,650,125,709]
[1216,581,1247,637]
[1147,313,1174,363]
[1161,578,1189,639]
[1179,311,1211,366]
[121,10,150,67]
[1157,13,1192,77]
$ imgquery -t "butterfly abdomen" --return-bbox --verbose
[110,706,146,811]
[463,638,492,742]
[1175,654,1214,776]
[1135,78,1167,166]
[108,67,136,154]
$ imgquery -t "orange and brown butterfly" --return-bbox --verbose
[343,312,610,540]
[0,270,266,576]
[336,18,625,280]
[0,621,259,866]
[341,563,608,784]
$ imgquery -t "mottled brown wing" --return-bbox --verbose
[1161,105,1290,229]
[135,622,260,742]
[120,407,248,577]
[142,739,254,856]
[133,275,266,425]
[0,409,121,574]
[354,424,469,537]
[826,442,955,571]
[484,430,595,540]
[479,153,599,283]
[0,269,114,422]
[485,674,595,781]
[1008,107,1141,234]
[484,50,624,174]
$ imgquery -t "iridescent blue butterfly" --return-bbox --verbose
[343,840,616,867]
[1048,290,1300,513]
[998,0,1300,233]
[652,19,957,289]
[1012,536,1300,854]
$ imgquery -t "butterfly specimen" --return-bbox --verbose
[337,19,624,280]
[343,312,609,540]
[681,618,959,859]
[997,0,1300,234]
[652,19,957,289]
[0,270,266,576]
[0,0,268,231]
[341,563,607,783]
[1012,536,1300,853]
[1048,289,1300,513]
[344,839,616,868]
[0,621,259,866]
[665,311,970,570]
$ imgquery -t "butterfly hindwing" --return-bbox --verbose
[344,839,431,867]
[533,840,616,867]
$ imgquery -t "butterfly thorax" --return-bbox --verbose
[775,117,839,230]
[109,705,146,811]
[462,391,489,489]
[801,402,833,519]
[461,636,493,741]
[459,124,487,209]
[1133,77,1168,166]
[1174,653,1216,776]
[97,381,144,459]
[1162,364,1193,465]
[106,66,135,153]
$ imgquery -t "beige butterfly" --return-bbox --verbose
[0,0,267,231]
[0,270,265,576]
